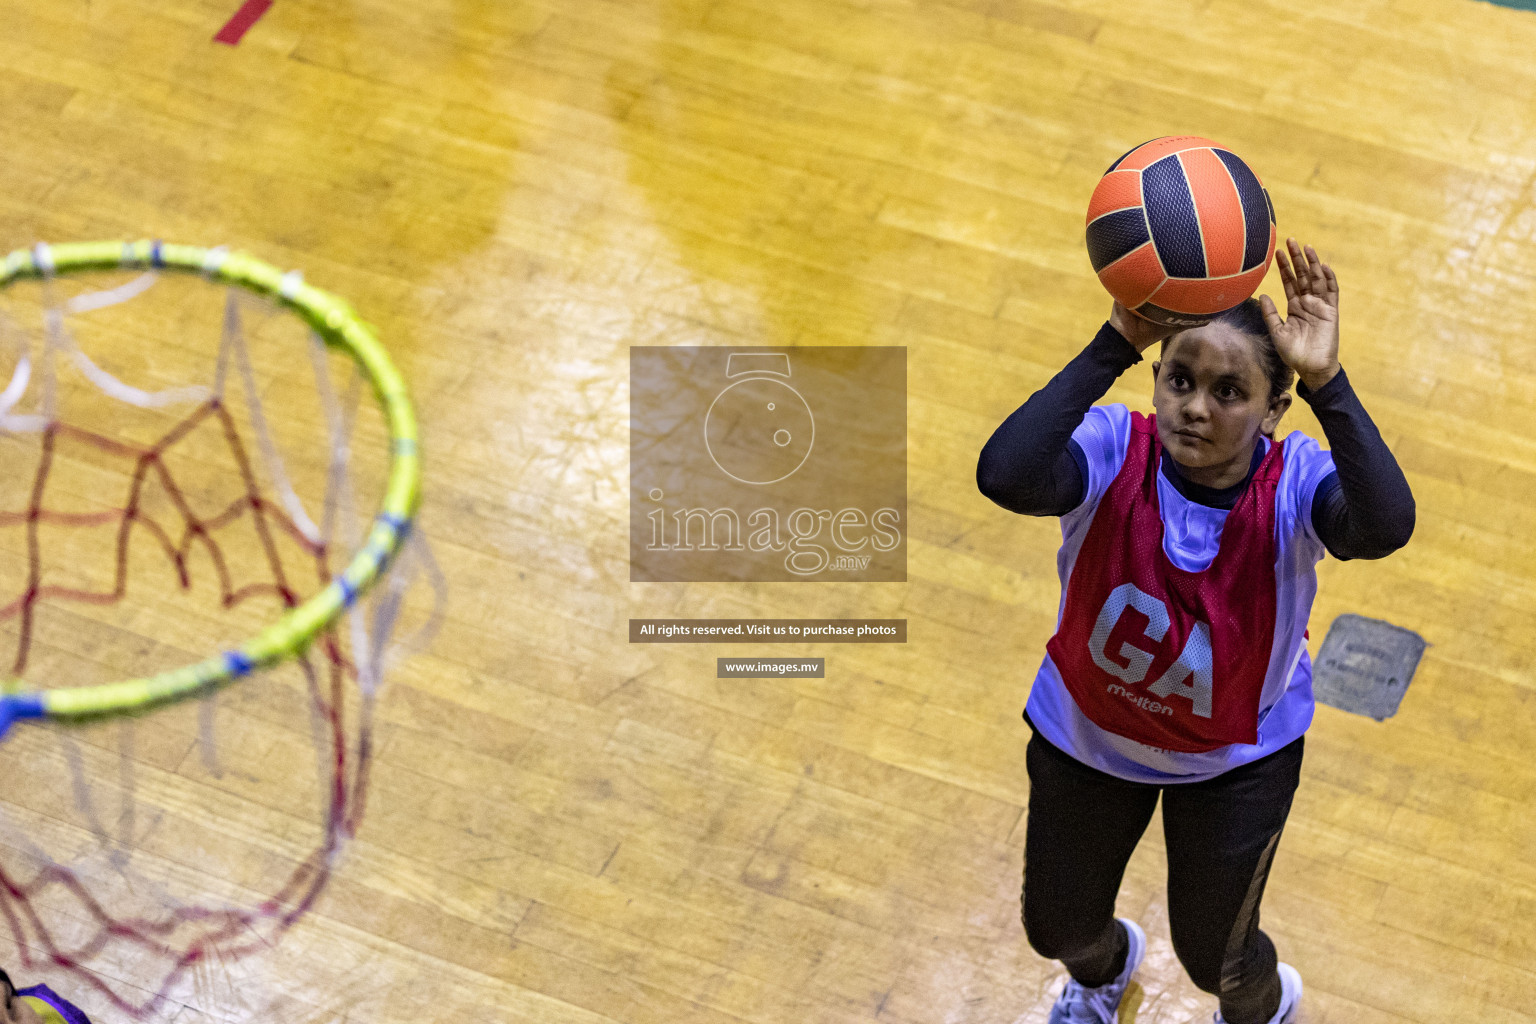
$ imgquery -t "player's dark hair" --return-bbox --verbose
[1159,299,1294,403]
[1213,297,1294,403]
[0,966,14,1012]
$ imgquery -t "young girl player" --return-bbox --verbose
[976,239,1415,1024]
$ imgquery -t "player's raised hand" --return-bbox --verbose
[1260,237,1341,391]
[1108,300,1182,353]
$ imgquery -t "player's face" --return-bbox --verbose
[1151,323,1288,489]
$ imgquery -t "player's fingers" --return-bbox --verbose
[1280,240,1304,297]
[1279,251,1301,302]
[1321,262,1339,299]
[1275,245,1292,288]
[1259,293,1284,333]
[1288,238,1312,294]
[1304,244,1326,287]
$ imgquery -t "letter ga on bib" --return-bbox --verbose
[1045,412,1282,753]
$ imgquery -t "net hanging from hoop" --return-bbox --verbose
[0,241,444,1021]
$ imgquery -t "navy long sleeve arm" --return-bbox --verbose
[1298,367,1415,560]
[977,324,1416,561]
[976,322,1140,516]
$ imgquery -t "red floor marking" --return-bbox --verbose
[214,0,274,45]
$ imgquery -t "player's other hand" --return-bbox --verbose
[1108,301,1183,353]
[1260,237,1341,391]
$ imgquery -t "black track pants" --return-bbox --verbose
[1020,722,1304,1024]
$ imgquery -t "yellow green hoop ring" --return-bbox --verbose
[0,240,421,733]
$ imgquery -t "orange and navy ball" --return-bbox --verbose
[1086,136,1276,328]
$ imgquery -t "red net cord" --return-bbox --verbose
[0,395,373,1019]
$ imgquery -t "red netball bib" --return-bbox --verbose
[1045,412,1283,753]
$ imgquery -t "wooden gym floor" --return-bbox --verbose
[3,0,1536,1020]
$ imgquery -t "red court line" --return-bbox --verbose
[214,0,273,45]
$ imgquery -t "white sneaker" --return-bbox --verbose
[1213,961,1302,1024]
[1046,918,1146,1024]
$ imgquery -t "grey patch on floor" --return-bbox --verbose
[1311,614,1428,721]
